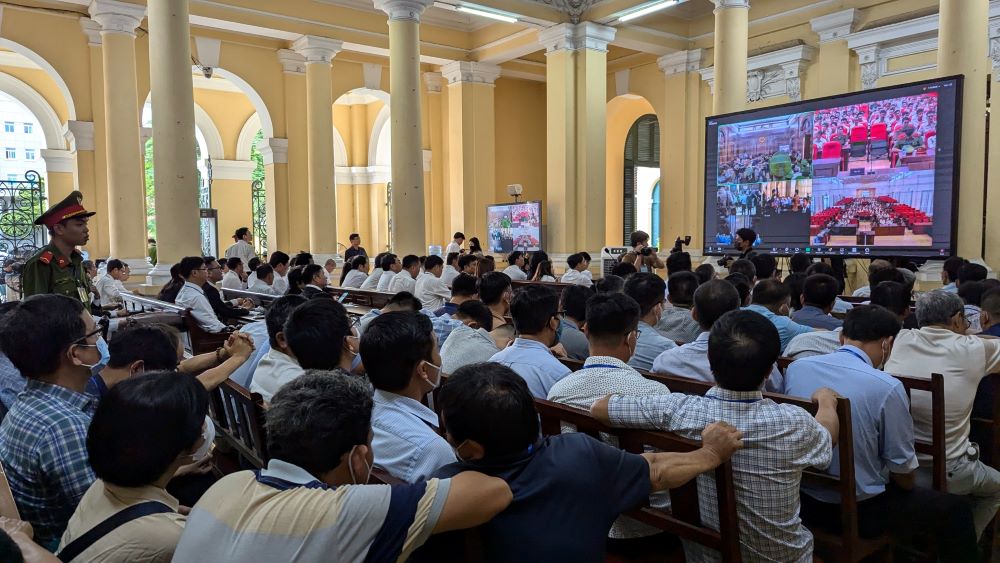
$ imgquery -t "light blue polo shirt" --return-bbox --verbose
[783,345,919,502]
[744,304,814,353]
[489,338,571,398]
[628,321,676,372]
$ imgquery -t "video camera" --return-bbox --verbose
[670,235,692,255]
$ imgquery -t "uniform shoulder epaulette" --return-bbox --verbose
[38,250,54,265]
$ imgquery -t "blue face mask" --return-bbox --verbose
[78,336,110,377]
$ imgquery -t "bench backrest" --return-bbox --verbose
[221,287,279,306]
[893,373,947,491]
[210,379,269,469]
[327,286,394,309]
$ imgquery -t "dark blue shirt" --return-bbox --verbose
[412,433,651,563]
[983,324,1000,338]
[84,375,107,401]
[433,302,458,317]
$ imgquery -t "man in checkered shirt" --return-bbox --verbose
[593,309,839,562]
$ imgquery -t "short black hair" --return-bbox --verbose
[235,227,250,239]
[361,311,435,392]
[694,264,716,285]
[751,279,791,308]
[958,262,988,285]
[302,264,325,286]
[455,300,493,331]
[667,272,699,306]
[349,233,360,241]
[735,228,757,245]
[708,310,780,391]
[802,274,839,309]
[624,272,666,317]
[0,294,86,378]
[750,253,777,279]
[981,287,1000,316]
[458,254,479,270]
[446,252,460,267]
[179,256,205,277]
[387,291,422,311]
[106,259,125,273]
[283,299,352,370]
[595,275,625,294]
[266,295,307,348]
[666,252,692,275]
[402,254,420,269]
[266,372,373,476]
[453,232,465,240]
[424,255,444,271]
[226,257,243,271]
[585,293,640,345]
[806,261,845,293]
[611,262,637,278]
[510,284,559,335]
[871,281,910,316]
[869,264,904,287]
[783,272,807,312]
[630,230,650,247]
[561,284,593,323]
[248,257,262,272]
[269,251,290,267]
[790,253,812,274]
[107,325,179,371]
[725,273,752,305]
[959,281,987,307]
[943,256,967,283]
[451,273,479,298]
[382,253,398,268]
[508,251,524,264]
[439,363,539,457]
[478,272,512,306]
[256,264,274,280]
[729,259,756,281]
[88,371,208,486]
[567,253,584,269]
[842,305,902,342]
[693,280,741,330]
[292,251,314,266]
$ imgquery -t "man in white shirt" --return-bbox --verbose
[224,227,257,267]
[851,259,897,298]
[445,232,464,256]
[248,264,281,296]
[268,251,291,295]
[560,253,593,287]
[175,256,228,333]
[249,294,308,402]
[388,255,420,294]
[222,257,247,290]
[415,255,449,310]
[885,290,1000,538]
[441,253,461,288]
[360,253,387,291]
[95,259,130,309]
[324,258,337,285]
[377,253,401,293]
[440,301,500,375]
[502,251,528,281]
[341,256,369,289]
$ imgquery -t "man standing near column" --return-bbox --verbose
[21,191,96,307]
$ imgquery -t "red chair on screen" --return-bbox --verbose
[822,141,842,159]
[849,126,869,159]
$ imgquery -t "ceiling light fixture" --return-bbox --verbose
[618,0,678,23]
[456,5,519,23]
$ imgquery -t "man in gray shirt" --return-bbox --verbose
[558,285,593,361]
[656,272,703,344]
[440,301,501,374]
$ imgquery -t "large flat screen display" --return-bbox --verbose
[703,76,962,259]
[487,201,542,253]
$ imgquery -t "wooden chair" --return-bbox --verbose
[893,373,947,491]
[534,399,742,562]
[182,310,231,356]
[209,379,269,471]
[328,287,394,309]
[0,460,20,519]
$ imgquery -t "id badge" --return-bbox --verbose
[78,285,90,303]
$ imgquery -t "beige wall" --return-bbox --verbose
[494,78,548,207]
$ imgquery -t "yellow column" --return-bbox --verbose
[442,62,499,243]
[146,0,200,281]
[277,50,308,252]
[988,28,1000,268]
[939,0,989,261]
[424,72,444,244]
[711,0,750,115]
[807,9,858,99]
[375,0,433,257]
[539,23,616,254]
[292,36,342,260]
[81,19,112,258]
[88,0,147,271]
[658,50,704,249]
[64,120,102,255]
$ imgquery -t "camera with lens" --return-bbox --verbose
[640,247,653,256]
[670,235,692,254]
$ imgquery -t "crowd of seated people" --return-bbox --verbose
[717,149,810,185]
[5,233,1000,563]
[810,196,931,232]
[813,94,938,154]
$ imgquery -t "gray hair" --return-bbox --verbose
[264,371,373,475]
[915,290,964,328]
[898,267,916,288]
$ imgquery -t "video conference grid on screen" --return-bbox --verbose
[703,77,961,259]
[487,201,542,253]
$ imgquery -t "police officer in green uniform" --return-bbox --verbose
[20,191,96,306]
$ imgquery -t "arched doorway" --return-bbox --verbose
[624,114,661,247]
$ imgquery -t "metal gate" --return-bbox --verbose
[251,179,267,257]
[0,170,46,264]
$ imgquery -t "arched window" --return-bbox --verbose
[624,114,660,246]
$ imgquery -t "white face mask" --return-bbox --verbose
[191,416,215,462]
[423,360,442,390]
[348,444,372,485]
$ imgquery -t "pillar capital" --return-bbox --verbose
[211,159,256,181]
[441,61,501,86]
[423,72,443,93]
[79,17,103,46]
[851,44,881,90]
[809,8,859,44]
[538,22,616,54]
[277,49,306,74]
[291,35,342,64]
[40,149,75,173]
[88,0,146,36]
[711,0,749,9]
[63,120,95,153]
[374,0,433,22]
[658,49,704,75]
[257,137,288,165]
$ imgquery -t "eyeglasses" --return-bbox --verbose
[74,317,109,344]
[207,266,221,271]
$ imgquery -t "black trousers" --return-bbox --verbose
[799,484,978,563]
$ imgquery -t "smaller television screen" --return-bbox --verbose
[487,201,542,253]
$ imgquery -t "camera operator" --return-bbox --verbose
[718,227,757,268]
[621,230,664,273]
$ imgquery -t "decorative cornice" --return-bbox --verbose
[712,0,750,9]
[699,45,815,102]
[63,121,95,153]
[40,149,75,173]
[211,159,257,181]
[852,44,881,90]
[441,61,501,86]
[657,49,704,75]
[845,13,938,51]
[257,137,289,166]
[533,0,599,25]
[277,49,306,74]
[423,72,443,93]
[538,22,616,54]
[809,9,858,44]
[373,0,434,22]
[291,35,342,64]
[87,0,146,36]
[79,17,102,47]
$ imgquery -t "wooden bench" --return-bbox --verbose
[208,379,269,473]
[327,286,395,309]
[511,280,579,292]
[121,292,231,355]
[221,287,280,307]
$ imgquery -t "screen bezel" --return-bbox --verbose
[486,200,544,253]
[701,75,963,259]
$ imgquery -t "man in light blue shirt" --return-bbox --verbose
[558,285,592,361]
[624,273,676,371]
[744,279,814,353]
[363,310,455,483]
[790,274,843,331]
[786,304,977,561]
[489,284,570,398]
